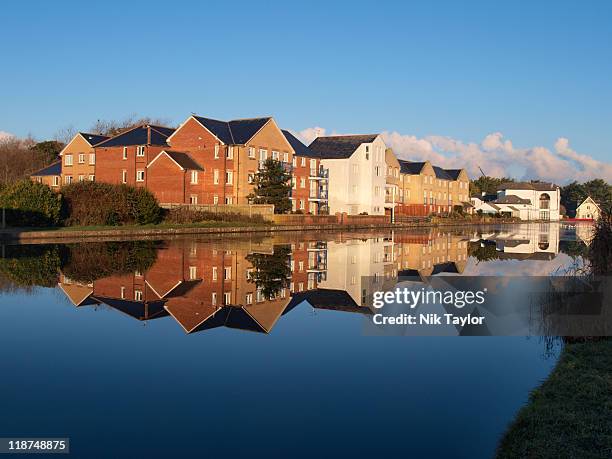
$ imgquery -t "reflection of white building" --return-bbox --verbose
[471,182,561,221]
[479,223,560,259]
[318,237,390,307]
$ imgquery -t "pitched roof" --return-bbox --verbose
[31,160,61,176]
[433,166,452,180]
[494,195,531,205]
[398,160,427,175]
[578,196,601,209]
[444,169,464,180]
[94,125,175,147]
[309,134,379,159]
[148,151,204,171]
[192,116,271,145]
[281,130,320,158]
[79,132,110,146]
[498,181,558,191]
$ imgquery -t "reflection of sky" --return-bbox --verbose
[464,253,579,276]
[0,286,559,458]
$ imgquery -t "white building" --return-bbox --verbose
[309,134,387,215]
[575,196,601,220]
[471,182,561,221]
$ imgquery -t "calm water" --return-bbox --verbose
[0,223,591,458]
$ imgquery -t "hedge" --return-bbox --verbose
[0,180,62,227]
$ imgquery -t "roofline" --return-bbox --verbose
[92,124,144,147]
[30,160,62,176]
[147,150,186,171]
[171,115,226,145]
[163,304,218,334]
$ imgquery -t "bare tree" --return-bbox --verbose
[54,125,77,144]
[89,114,172,137]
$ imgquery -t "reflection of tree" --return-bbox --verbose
[60,241,158,283]
[245,245,291,299]
[0,244,61,287]
[559,240,589,259]
[468,240,499,262]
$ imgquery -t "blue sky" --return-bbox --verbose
[1,0,610,180]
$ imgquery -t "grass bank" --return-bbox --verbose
[497,339,612,458]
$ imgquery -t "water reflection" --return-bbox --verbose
[0,223,593,335]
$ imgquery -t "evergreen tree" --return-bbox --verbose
[248,158,292,214]
[245,245,291,299]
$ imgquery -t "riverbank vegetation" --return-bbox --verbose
[497,213,612,458]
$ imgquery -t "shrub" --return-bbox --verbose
[61,181,161,226]
[0,180,62,226]
[163,207,267,225]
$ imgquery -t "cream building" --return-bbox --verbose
[575,196,601,220]
[309,134,387,215]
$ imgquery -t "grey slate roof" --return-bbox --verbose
[79,132,109,146]
[498,181,558,191]
[95,125,175,147]
[309,134,378,159]
[164,151,204,171]
[494,195,531,205]
[193,116,271,145]
[31,160,61,176]
[433,166,452,180]
[398,159,427,175]
[281,130,320,158]
[444,169,464,180]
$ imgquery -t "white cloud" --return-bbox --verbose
[0,131,13,142]
[296,126,611,184]
[294,127,326,145]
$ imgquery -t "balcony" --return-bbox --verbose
[309,189,328,200]
[309,168,329,179]
[259,160,293,172]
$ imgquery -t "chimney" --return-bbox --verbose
[146,125,151,145]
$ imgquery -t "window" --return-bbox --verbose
[375,166,380,177]
[122,147,128,160]
[213,169,219,184]
[136,170,145,182]
[301,157,306,167]
[365,145,369,153]
[283,152,289,163]
[352,164,358,175]
[136,146,145,157]
[189,195,198,205]
[78,174,85,182]
[259,149,267,160]
[122,170,127,184]
[300,178,305,188]
[224,196,233,205]
[89,175,95,181]
[291,177,296,189]
[227,146,233,159]
[248,147,255,158]
[214,144,220,159]
[226,171,233,185]
[248,173,255,184]
[78,153,85,164]
[189,266,197,280]
[223,292,231,305]
[212,267,218,281]
[292,157,297,167]
[89,153,95,165]
[246,293,253,305]
[191,170,198,184]
[375,186,381,196]
[65,154,73,166]
[213,195,219,205]
[134,290,143,301]
[120,286,126,299]
[65,175,72,184]
[224,267,232,280]
[299,199,305,210]
[211,292,217,305]
[272,150,279,160]
[52,176,60,187]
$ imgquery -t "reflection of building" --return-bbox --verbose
[474,223,560,260]
[54,230,486,335]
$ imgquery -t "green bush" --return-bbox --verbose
[61,181,161,226]
[0,180,62,227]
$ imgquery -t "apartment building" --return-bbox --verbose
[309,134,387,215]
[384,148,401,218]
[94,125,175,187]
[394,159,470,216]
[282,130,329,214]
[30,160,62,188]
[152,115,294,206]
[59,132,109,184]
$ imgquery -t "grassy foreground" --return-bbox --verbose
[497,339,612,458]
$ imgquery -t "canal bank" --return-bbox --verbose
[0,218,531,243]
